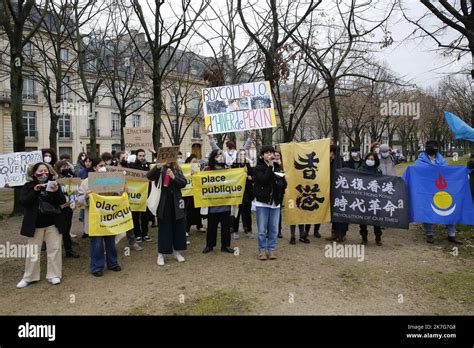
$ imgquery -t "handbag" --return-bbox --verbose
[38,199,62,216]
[147,175,162,217]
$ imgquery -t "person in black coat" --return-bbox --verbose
[358,152,383,246]
[467,154,474,200]
[254,145,287,260]
[344,146,363,169]
[147,161,187,266]
[129,149,152,242]
[231,149,255,239]
[16,162,67,288]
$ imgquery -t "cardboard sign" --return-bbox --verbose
[0,150,43,187]
[106,166,149,182]
[155,146,180,164]
[123,127,154,151]
[88,172,125,193]
[202,81,277,135]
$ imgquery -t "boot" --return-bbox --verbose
[375,237,383,246]
[448,236,463,244]
[326,230,338,241]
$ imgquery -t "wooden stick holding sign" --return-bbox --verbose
[155,146,180,164]
[88,172,126,193]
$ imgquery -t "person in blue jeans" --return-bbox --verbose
[77,157,123,276]
[253,146,287,260]
[417,140,462,245]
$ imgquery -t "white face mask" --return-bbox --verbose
[81,156,86,161]
[351,152,358,158]
[366,160,375,167]
[381,152,389,159]
[44,156,52,163]
[98,167,107,173]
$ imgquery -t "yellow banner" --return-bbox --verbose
[180,163,200,197]
[88,192,134,236]
[280,139,331,225]
[192,168,246,207]
[125,179,148,212]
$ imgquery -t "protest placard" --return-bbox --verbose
[0,150,43,187]
[123,127,154,151]
[106,166,149,182]
[88,172,125,193]
[202,81,277,135]
[180,163,200,197]
[88,193,134,236]
[192,168,246,207]
[57,178,83,209]
[155,146,180,164]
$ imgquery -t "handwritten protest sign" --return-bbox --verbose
[156,146,180,164]
[123,127,154,151]
[0,151,43,187]
[202,81,277,135]
[106,166,149,182]
[88,172,125,193]
[57,178,82,209]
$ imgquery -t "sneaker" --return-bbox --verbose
[174,251,185,263]
[426,235,435,244]
[48,277,61,285]
[70,233,77,238]
[245,232,255,239]
[111,266,121,272]
[157,253,165,266]
[136,237,143,243]
[448,236,463,244]
[375,238,383,246]
[186,232,189,237]
[277,232,283,239]
[130,243,143,251]
[186,240,190,245]
[233,232,240,240]
[258,250,267,261]
[268,250,277,260]
[92,271,103,277]
[144,236,152,242]
[197,227,206,232]
[16,280,30,289]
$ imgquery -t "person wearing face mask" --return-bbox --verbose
[344,146,363,169]
[147,159,187,266]
[16,162,67,288]
[75,152,87,173]
[358,152,383,246]
[254,146,288,260]
[100,152,113,166]
[184,155,206,235]
[129,149,152,242]
[41,148,58,167]
[202,149,235,254]
[231,148,255,239]
[416,140,462,244]
[53,161,80,258]
[77,158,123,276]
[378,144,396,176]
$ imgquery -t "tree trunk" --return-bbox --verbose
[120,112,126,150]
[152,76,162,151]
[327,80,339,145]
[49,112,59,153]
[10,38,26,214]
[89,102,97,156]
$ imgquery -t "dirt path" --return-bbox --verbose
[1,210,473,315]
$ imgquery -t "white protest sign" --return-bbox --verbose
[0,151,43,187]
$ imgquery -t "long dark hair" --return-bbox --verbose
[41,148,58,166]
[208,149,223,170]
[364,152,380,168]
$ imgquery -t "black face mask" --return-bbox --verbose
[61,169,71,176]
[426,147,438,156]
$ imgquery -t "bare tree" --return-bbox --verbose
[237,0,322,145]
[291,0,396,145]
[0,0,50,214]
[126,0,209,151]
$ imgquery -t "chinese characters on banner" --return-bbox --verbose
[332,168,409,229]
[280,139,331,225]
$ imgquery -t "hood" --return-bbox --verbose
[416,152,447,166]
[26,162,58,182]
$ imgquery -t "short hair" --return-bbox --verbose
[136,149,146,156]
[91,157,104,168]
[226,140,236,150]
[100,152,113,161]
[185,154,197,163]
[259,145,275,157]
[59,153,70,160]
[425,140,438,148]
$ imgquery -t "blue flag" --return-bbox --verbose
[402,165,474,225]
[444,111,474,142]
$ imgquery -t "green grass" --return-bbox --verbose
[415,224,474,259]
[423,267,474,305]
[396,155,470,177]
[166,290,255,316]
